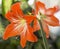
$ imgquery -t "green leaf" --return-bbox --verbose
[2,0,13,16]
[0,16,4,37]
[0,16,9,37]
[38,20,49,49]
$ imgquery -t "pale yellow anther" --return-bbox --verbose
[36,12,46,20]
[20,19,26,25]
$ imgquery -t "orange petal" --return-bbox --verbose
[5,11,19,23]
[27,25,38,42]
[44,15,59,26]
[45,6,58,15]
[42,21,49,38]
[33,19,40,32]
[59,21,60,26]
[3,23,24,40]
[35,1,46,14]
[3,23,19,40]
[20,33,27,48]
[32,9,35,15]
[11,2,24,17]
[24,15,36,24]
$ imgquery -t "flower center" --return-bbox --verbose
[37,12,46,20]
[20,19,26,25]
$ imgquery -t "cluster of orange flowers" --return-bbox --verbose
[3,1,60,48]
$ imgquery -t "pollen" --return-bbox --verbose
[20,19,26,25]
[37,12,46,20]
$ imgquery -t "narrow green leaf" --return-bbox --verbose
[13,0,20,3]
[2,0,12,16]
[0,16,4,37]
[0,16,9,37]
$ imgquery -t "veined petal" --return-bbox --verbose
[35,1,46,14]
[20,32,27,48]
[27,25,38,42]
[3,23,19,40]
[44,15,59,26]
[33,19,40,32]
[24,15,36,24]
[3,23,24,40]
[11,2,24,17]
[42,21,49,38]
[5,11,20,23]
[45,7,58,15]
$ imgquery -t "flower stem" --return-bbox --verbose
[39,20,49,49]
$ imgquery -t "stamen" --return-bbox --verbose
[36,12,46,20]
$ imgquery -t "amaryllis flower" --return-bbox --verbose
[3,2,38,48]
[33,1,59,38]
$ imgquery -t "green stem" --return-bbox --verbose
[39,20,49,49]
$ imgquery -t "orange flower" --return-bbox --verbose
[3,2,38,48]
[33,1,59,38]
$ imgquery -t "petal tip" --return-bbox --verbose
[46,35,49,38]
[3,36,8,40]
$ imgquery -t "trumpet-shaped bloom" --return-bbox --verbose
[33,1,59,38]
[3,2,38,48]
